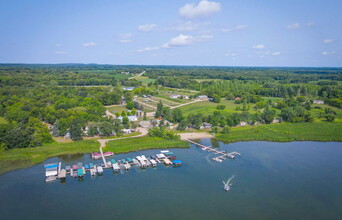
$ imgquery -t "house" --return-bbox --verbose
[64,132,70,139]
[239,121,247,126]
[182,95,189,99]
[117,115,138,122]
[272,118,281,123]
[200,122,212,129]
[122,129,132,134]
[123,87,135,91]
[234,97,241,101]
[139,120,152,128]
[197,95,208,99]
[313,100,324,104]
[170,94,181,99]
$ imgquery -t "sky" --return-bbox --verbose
[0,0,341,67]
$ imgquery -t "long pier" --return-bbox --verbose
[184,139,241,162]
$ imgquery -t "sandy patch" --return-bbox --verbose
[179,132,214,140]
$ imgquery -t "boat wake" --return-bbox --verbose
[222,175,235,191]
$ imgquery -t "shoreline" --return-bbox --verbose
[1,122,342,175]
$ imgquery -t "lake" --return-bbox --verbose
[0,140,341,220]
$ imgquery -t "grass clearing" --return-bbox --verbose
[178,100,256,116]
[216,122,342,143]
[136,76,156,85]
[106,105,127,113]
[106,136,189,153]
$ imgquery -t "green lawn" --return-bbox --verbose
[216,122,342,143]
[105,136,189,153]
[178,100,256,116]
[106,105,127,113]
[136,76,156,85]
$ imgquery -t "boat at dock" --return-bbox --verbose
[150,159,157,167]
[92,152,114,159]
[163,158,173,165]
[112,163,120,171]
[57,169,66,179]
[45,176,57,182]
[96,166,103,175]
[172,160,182,167]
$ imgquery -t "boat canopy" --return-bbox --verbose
[44,163,58,169]
[173,160,182,164]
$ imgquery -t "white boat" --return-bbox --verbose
[155,158,161,163]
[160,150,169,153]
[96,166,103,174]
[90,168,96,176]
[112,163,120,171]
[124,163,131,170]
[150,159,157,167]
[45,176,57,182]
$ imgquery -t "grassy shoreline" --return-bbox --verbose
[0,137,189,175]
[216,122,342,143]
[1,122,341,175]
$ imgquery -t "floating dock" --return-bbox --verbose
[185,139,240,162]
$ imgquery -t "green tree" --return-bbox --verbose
[99,121,114,136]
[261,108,275,124]
[212,95,221,103]
[70,119,83,141]
[143,112,147,120]
[222,126,230,134]
[325,114,335,122]
[126,101,134,110]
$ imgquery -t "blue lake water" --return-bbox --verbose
[0,140,342,220]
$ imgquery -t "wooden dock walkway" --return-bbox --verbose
[184,139,241,162]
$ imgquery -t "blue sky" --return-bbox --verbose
[0,0,341,67]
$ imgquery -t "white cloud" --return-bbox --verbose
[163,34,194,48]
[286,23,301,30]
[225,53,236,57]
[55,51,68,55]
[55,43,62,47]
[138,24,157,32]
[286,22,314,30]
[120,39,132,43]
[271,52,281,56]
[162,34,212,48]
[323,39,335,44]
[321,51,336,56]
[120,33,133,39]
[221,24,247,32]
[137,47,160,53]
[179,0,221,19]
[83,42,96,47]
[252,44,265,49]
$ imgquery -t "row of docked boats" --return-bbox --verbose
[44,150,182,182]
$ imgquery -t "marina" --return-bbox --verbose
[44,150,182,182]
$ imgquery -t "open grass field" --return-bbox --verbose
[106,136,189,153]
[178,100,256,116]
[149,97,180,106]
[216,122,342,143]
[135,76,156,85]
[106,105,127,113]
